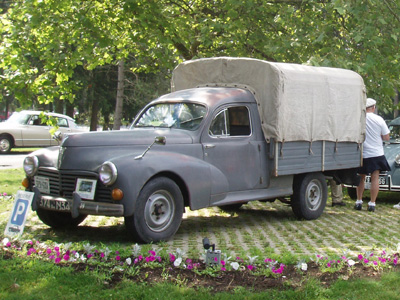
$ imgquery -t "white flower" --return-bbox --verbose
[63,242,72,251]
[174,257,182,267]
[230,262,240,270]
[83,243,95,254]
[80,254,87,262]
[247,255,258,265]
[2,238,9,246]
[132,244,141,257]
[301,263,308,271]
[348,259,356,267]
[126,257,132,265]
[175,248,186,258]
[101,247,112,260]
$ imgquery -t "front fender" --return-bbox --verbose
[110,151,213,215]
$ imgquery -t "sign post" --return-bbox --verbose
[4,191,34,238]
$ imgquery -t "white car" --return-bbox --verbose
[0,110,85,153]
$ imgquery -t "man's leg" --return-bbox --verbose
[356,174,366,200]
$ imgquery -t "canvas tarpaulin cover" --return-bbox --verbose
[171,57,366,143]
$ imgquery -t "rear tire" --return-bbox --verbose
[36,208,87,228]
[125,177,183,243]
[291,173,327,220]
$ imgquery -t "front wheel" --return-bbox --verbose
[291,173,327,220]
[36,208,87,228]
[125,177,184,243]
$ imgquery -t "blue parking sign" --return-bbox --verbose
[4,191,34,238]
[11,199,30,226]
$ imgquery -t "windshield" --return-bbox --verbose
[134,103,207,130]
[6,112,31,125]
[389,125,400,142]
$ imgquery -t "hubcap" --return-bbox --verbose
[144,190,175,232]
[305,179,322,211]
[0,139,10,152]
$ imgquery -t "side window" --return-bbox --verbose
[209,106,251,137]
[30,115,46,126]
[57,118,68,128]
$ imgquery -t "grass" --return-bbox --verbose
[1,168,400,298]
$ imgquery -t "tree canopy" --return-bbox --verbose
[1,0,399,124]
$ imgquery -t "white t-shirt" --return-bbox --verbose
[363,112,390,158]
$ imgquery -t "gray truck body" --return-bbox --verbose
[23,58,366,243]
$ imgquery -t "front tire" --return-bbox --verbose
[36,208,87,228]
[291,173,327,220]
[0,135,12,154]
[125,177,184,243]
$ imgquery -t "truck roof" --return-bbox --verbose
[172,57,366,143]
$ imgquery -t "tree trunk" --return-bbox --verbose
[89,71,99,131]
[394,89,399,119]
[113,60,125,130]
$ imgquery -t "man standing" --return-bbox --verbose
[355,98,390,212]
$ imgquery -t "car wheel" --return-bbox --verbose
[346,187,357,200]
[0,135,12,154]
[36,208,87,228]
[125,177,183,243]
[291,172,327,220]
[218,203,243,212]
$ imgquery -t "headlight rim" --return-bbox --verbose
[23,155,39,177]
[99,161,118,186]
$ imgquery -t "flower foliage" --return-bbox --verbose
[1,237,399,279]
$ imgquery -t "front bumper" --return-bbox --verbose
[31,187,124,217]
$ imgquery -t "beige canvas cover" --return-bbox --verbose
[171,57,366,143]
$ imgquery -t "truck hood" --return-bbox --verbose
[62,128,193,147]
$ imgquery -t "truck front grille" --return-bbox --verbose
[36,168,112,203]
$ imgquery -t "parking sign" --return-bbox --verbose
[4,191,34,238]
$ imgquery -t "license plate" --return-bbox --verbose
[34,176,50,194]
[40,198,70,211]
[365,175,388,187]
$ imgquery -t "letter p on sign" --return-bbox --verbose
[5,191,34,238]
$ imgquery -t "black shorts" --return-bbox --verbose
[358,155,391,175]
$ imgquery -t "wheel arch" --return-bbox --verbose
[0,133,15,146]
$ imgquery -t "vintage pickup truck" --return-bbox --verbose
[22,57,366,243]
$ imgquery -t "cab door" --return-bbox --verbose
[201,105,262,199]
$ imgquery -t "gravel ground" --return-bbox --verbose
[23,194,400,259]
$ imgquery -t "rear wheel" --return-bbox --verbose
[125,177,183,243]
[291,173,327,220]
[36,208,87,228]
[0,135,12,154]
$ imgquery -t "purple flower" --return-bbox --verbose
[115,256,121,261]
[100,253,105,258]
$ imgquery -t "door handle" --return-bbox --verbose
[204,144,216,149]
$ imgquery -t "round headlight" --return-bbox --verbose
[23,156,39,177]
[99,162,118,186]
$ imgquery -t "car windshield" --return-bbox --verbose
[389,125,400,142]
[6,112,31,125]
[133,102,207,131]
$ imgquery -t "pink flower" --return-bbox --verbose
[373,261,378,266]
[221,260,226,266]
[148,250,156,256]
[363,259,369,264]
[169,253,176,262]
[55,257,61,264]
[115,256,121,261]
[46,248,52,254]
[6,242,11,247]
[358,254,363,260]
[87,254,93,259]
[100,253,105,258]
[221,267,226,271]
[247,265,254,271]
[63,254,70,261]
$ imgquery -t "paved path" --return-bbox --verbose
[0,153,28,169]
